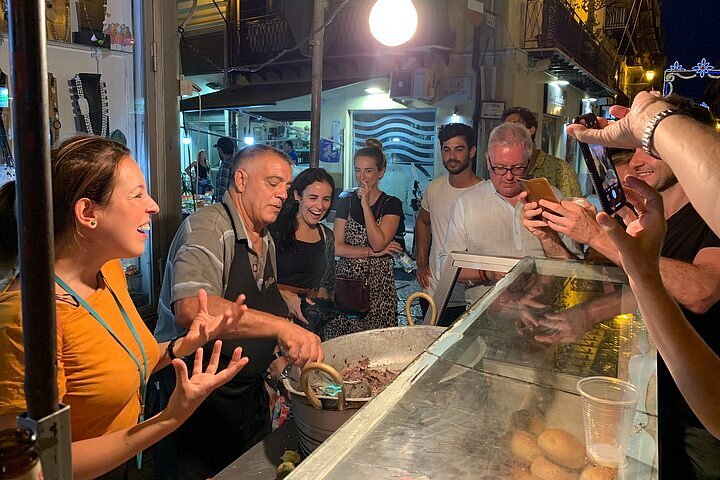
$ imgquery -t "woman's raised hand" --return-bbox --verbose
[166,341,248,422]
[182,289,246,354]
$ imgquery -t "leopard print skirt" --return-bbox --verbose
[323,215,397,339]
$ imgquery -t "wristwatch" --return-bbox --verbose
[641,109,682,159]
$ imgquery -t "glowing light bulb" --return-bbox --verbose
[369,0,418,47]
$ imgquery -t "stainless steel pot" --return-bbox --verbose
[283,293,442,454]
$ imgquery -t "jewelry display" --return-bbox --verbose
[104,22,135,52]
[46,0,71,42]
[0,0,8,33]
[110,128,127,145]
[74,0,111,48]
[48,72,62,145]
[72,73,109,137]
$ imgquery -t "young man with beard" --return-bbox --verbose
[415,123,483,326]
[438,123,576,306]
[524,97,720,479]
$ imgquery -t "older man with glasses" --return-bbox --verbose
[438,122,578,305]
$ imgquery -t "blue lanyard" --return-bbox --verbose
[55,274,149,469]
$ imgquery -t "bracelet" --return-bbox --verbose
[477,269,489,285]
[641,109,682,159]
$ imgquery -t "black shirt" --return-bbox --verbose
[276,238,326,289]
[659,202,720,428]
[336,191,404,227]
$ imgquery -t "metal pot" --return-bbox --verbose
[283,293,442,454]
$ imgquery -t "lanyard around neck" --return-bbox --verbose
[54,274,149,416]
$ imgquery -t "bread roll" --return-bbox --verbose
[530,456,577,480]
[510,466,543,480]
[537,429,586,470]
[510,409,546,436]
[580,465,618,480]
[510,430,544,465]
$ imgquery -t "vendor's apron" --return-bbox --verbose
[154,221,288,479]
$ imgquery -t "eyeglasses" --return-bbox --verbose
[488,159,527,176]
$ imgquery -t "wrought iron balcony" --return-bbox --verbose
[524,0,616,94]
[604,5,627,30]
[181,0,455,77]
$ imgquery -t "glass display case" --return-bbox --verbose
[288,256,658,479]
[0,0,156,315]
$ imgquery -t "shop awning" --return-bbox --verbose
[180,78,370,111]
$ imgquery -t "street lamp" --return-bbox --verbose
[369,0,418,47]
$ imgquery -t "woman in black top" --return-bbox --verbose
[324,139,404,339]
[270,168,336,336]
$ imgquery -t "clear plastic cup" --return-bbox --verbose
[577,376,640,467]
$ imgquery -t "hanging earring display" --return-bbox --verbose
[72,73,109,137]
[46,0,71,42]
[48,72,62,145]
[73,0,110,48]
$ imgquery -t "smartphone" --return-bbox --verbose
[574,113,627,215]
[519,177,559,204]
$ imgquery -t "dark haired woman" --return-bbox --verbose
[269,168,336,336]
[0,136,247,479]
[324,139,404,339]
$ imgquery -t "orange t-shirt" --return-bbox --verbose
[0,290,67,415]
[0,260,160,442]
[58,260,160,441]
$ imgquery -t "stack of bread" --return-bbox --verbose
[507,410,617,480]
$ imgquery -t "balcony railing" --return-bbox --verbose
[230,0,453,67]
[524,0,615,87]
[604,5,627,30]
[181,0,456,76]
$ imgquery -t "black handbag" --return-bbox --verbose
[333,193,390,315]
[333,276,370,314]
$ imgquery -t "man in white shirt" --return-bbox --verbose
[439,123,573,304]
[415,123,483,326]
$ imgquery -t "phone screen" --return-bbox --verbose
[579,142,626,215]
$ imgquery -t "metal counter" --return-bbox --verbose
[221,256,659,479]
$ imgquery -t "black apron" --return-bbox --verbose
[153,209,288,480]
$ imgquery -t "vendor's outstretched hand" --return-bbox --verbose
[596,176,666,281]
[166,341,248,422]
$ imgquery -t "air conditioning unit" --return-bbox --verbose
[390,68,435,100]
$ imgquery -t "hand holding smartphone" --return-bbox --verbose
[519,177,559,205]
[574,113,627,215]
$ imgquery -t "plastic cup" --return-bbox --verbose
[577,376,640,467]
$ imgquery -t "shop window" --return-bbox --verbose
[350,108,436,221]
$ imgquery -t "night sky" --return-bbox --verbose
[661,0,720,103]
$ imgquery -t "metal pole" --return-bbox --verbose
[9,0,57,420]
[8,1,72,478]
[309,0,326,168]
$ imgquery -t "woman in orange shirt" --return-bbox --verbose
[0,137,248,479]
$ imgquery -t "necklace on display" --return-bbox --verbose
[46,0,71,42]
[74,75,109,137]
[79,0,107,46]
